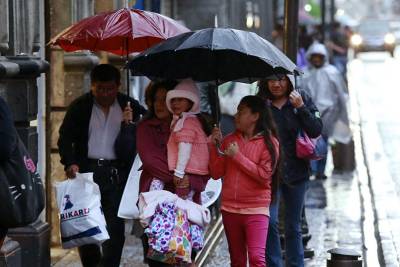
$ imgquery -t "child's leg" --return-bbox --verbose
[245,214,269,267]
[221,211,247,267]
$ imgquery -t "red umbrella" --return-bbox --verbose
[49,8,189,95]
[49,8,189,55]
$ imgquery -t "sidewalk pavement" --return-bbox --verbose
[51,221,148,267]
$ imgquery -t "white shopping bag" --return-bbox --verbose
[55,172,109,249]
[201,179,222,208]
[118,154,142,219]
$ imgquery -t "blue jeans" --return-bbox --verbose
[266,179,309,267]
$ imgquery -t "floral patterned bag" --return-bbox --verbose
[146,203,193,264]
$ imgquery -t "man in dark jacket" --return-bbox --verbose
[58,64,146,267]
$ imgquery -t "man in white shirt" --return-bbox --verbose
[58,64,146,266]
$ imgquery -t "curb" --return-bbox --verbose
[351,74,400,266]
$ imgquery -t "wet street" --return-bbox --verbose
[350,51,400,196]
[349,49,400,266]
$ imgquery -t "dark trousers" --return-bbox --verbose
[266,179,309,267]
[78,165,126,267]
[0,228,7,247]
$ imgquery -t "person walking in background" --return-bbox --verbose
[257,74,322,267]
[328,21,349,78]
[166,79,210,204]
[209,95,280,267]
[57,64,146,267]
[302,42,350,180]
[0,96,15,247]
[297,25,314,70]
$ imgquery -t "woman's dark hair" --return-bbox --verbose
[143,80,178,120]
[239,95,282,203]
[256,75,293,101]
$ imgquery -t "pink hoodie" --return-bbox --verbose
[209,131,279,213]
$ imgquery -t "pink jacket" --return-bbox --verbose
[167,117,209,175]
[209,131,279,211]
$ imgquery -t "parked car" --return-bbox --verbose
[350,19,396,57]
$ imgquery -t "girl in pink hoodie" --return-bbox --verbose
[209,95,280,267]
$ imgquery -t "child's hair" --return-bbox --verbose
[238,95,281,203]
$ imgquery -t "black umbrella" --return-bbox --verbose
[130,28,300,154]
[129,27,300,84]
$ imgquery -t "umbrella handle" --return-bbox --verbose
[294,72,299,91]
[213,123,225,156]
[125,38,130,97]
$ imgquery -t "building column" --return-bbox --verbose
[0,56,50,267]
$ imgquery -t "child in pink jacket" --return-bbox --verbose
[209,95,280,267]
[150,79,209,204]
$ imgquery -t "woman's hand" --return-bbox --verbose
[224,142,239,157]
[123,101,133,124]
[289,91,304,109]
[211,127,223,145]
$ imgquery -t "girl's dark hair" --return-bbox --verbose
[239,95,282,203]
[256,75,293,101]
[143,80,178,120]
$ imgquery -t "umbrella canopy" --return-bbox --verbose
[129,27,300,84]
[49,8,190,56]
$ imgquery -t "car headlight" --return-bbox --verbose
[350,34,363,46]
[384,33,396,44]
